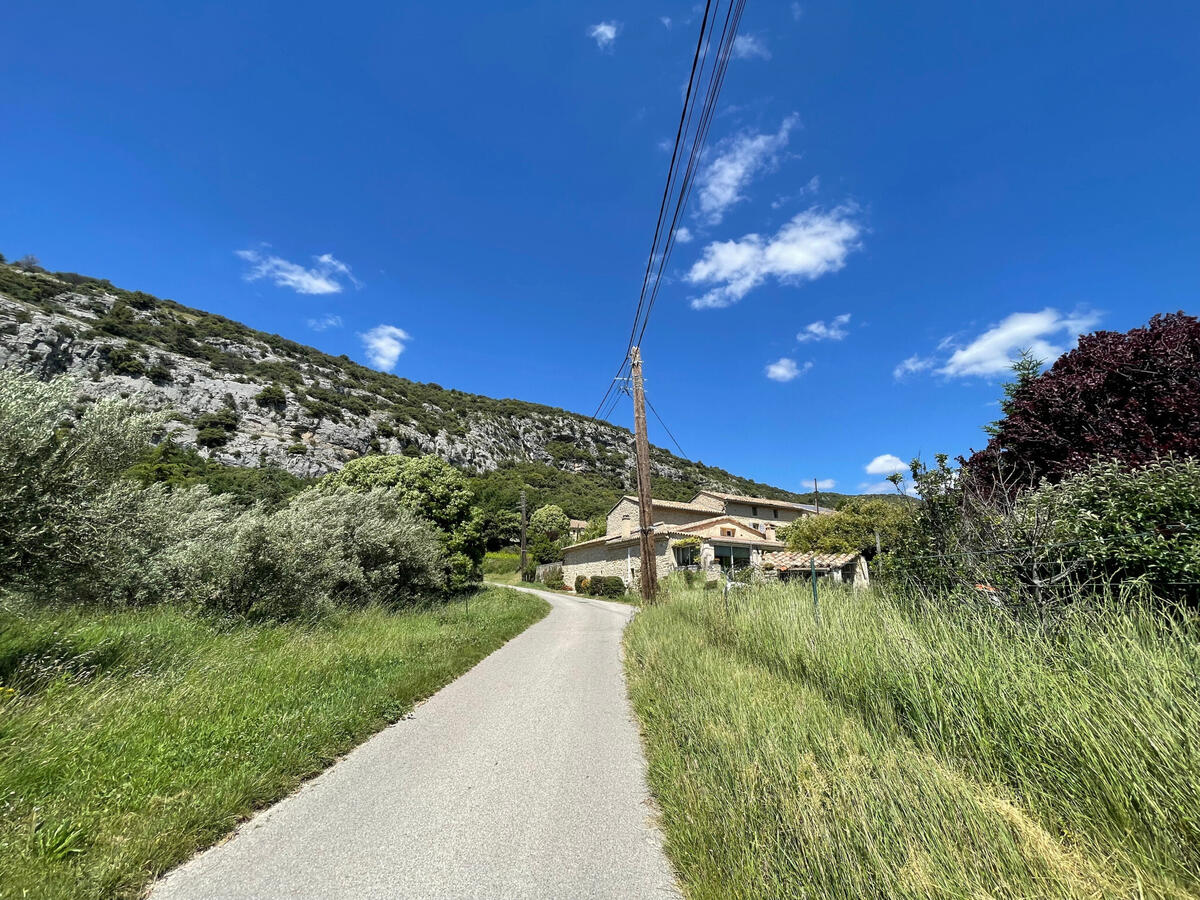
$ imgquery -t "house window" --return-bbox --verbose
[751,505,758,516]
[773,508,779,519]
[720,527,735,537]
[674,545,699,567]
[714,545,751,570]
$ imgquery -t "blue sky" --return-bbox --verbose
[3,1,1197,495]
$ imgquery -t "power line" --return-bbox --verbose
[645,394,687,458]
[636,0,745,349]
[591,0,745,422]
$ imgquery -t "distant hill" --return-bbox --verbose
[0,260,875,517]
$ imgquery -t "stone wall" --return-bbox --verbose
[562,536,677,588]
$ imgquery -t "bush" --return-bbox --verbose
[575,575,590,594]
[106,345,146,377]
[255,383,287,411]
[586,575,626,598]
[0,373,161,592]
[521,558,539,583]
[1028,455,1200,600]
[543,565,565,590]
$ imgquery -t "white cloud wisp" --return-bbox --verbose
[307,314,343,331]
[360,325,411,372]
[731,35,771,59]
[688,206,862,309]
[797,312,850,342]
[938,308,1100,377]
[236,249,359,295]
[765,357,811,382]
[588,21,620,49]
[696,114,797,224]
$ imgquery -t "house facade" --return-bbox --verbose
[561,490,835,587]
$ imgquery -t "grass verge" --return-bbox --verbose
[624,579,1200,899]
[0,586,548,900]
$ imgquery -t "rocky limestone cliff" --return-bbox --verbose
[0,264,795,500]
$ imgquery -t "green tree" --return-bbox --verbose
[782,498,910,558]
[255,383,287,411]
[984,349,1044,437]
[580,515,607,541]
[529,504,569,541]
[320,454,483,589]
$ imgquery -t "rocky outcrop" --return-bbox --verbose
[0,281,716,488]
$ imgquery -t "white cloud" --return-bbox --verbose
[772,175,821,209]
[732,34,771,59]
[360,325,411,371]
[688,205,862,309]
[235,248,360,295]
[674,226,693,244]
[791,3,803,20]
[696,115,797,224]
[588,21,621,49]
[307,314,343,331]
[660,16,671,28]
[893,354,933,379]
[865,453,907,475]
[814,478,836,490]
[797,313,851,342]
[765,357,811,382]
[939,308,1100,377]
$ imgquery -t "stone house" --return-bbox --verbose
[560,491,832,588]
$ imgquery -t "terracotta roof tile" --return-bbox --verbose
[762,550,860,570]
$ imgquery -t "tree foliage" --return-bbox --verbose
[127,440,308,510]
[966,313,1200,487]
[782,498,911,557]
[319,454,483,589]
[529,504,569,540]
[1028,456,1200,600]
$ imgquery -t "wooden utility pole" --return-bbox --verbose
[630,347,658,603]
[519,489,528,580]
[813,477,820,515]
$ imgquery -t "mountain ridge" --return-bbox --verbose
[0,260,837,507]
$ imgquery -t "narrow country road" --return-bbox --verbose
[151,587,680,900]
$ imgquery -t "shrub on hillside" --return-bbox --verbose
[0,373,161,591]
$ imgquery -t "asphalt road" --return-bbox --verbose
[151,586,680,900]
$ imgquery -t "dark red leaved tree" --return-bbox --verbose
[965,312,1200,486]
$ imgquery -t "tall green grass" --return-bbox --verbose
[625,579,1200,899]
[482,551,522,575]
[0,587,548,900]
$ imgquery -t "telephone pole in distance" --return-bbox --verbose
[630,347,658,603]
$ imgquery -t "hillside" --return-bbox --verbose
[0,260,817,511]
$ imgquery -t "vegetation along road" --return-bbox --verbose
[152,586,679,900]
